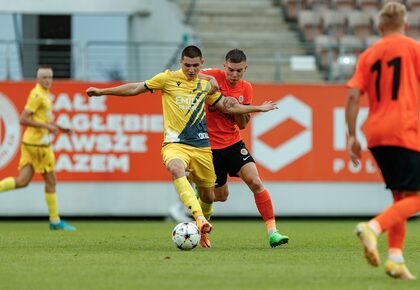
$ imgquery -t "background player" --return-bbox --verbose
[86,45,278,248]
[346,1,420,280]
[199,49,289,248]
[0,65,76,231]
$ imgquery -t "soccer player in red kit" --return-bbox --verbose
[200,49,289,248]
[346,1,420,280]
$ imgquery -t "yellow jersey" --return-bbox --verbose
[22,83,53,146]
[145,69,222,147]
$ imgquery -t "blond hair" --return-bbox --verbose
[379,1,407,31]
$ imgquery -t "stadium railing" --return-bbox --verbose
[0,38,369,83]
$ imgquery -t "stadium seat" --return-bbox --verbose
[355,0,381,11]
[331,0,356,11]
[331,54,357,81]
[406,11,420,39]
[346,11,374,40]
[408,0,420,12]
[305,0,330,10]
[298,10,322,41]
[321,10,347,39]
[315,34,338,68]
[282,0,305,21]
[364,35,381,47]
[339,35,365,55]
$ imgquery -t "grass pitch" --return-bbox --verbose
[0,219,418,290]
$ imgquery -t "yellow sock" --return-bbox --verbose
[0,177,16,192]
[45,193,60,223]
[174,176,203,219]
[199,199,213,220]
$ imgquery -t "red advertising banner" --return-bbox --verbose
[0,82,381,182]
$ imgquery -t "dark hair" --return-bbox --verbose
[225,49,247,63]
[181,45,202,59]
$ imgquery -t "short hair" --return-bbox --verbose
[37,64,52,70]
[379,1,406,31]
[225,49,247,63]
[181,45,202,59]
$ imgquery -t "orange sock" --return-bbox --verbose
[388,192,406,250]
[254,189,276,233]
[374,194,420,233]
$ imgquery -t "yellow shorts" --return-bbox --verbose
[18,144,55,173]
[161,143,216,188]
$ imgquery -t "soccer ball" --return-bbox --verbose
[172,222,200,250]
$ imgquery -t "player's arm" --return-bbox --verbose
[20,110,59,133]
[198,73,219,95]
[213,96,277,114]
[233,113,251,129]
[345,87,362,165]
[86,82,148,97]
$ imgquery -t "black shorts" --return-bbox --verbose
[212,140,254,188]
[370,146,420,190]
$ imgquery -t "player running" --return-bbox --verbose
[346,1,420,280]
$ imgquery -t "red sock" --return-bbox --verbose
[254,189,276,232]
[388,192,406,250]
[374,194,420,233]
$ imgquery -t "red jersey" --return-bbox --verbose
[202,69,253,149]
[347,34,420,151]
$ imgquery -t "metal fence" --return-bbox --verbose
[0,38,367,83]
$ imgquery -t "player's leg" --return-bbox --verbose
[190,147,216,248]
[237,162,289,247]
[42,171,76,231]
[163,144,205,221]
[384,192,416,280]
[387,192,406,262]
[196,186,214,248]
[0,144,36,192]
[167,171,194,223]
[0,164,34,192]
[373,192,419,279]
[38,146,75,231]
[212,148,229,202]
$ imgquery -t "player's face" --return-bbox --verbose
[37,68,53,89]
[224,61,247,85]
[180,56,203,80]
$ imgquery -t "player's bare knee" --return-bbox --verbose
[247,176,263,193]
[15,177,30,188]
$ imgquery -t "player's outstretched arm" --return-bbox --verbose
[86,82,148,97]
[214,96,277,114]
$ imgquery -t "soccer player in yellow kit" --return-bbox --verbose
[0,65,76,231]
[86,45,277,247]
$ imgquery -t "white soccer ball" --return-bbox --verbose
[172,222,200,250]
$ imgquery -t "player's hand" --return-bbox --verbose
[208,78,219,95]
[86,87,103,97]
[347,136,361,166]
[258,101,278,112]
[59,126,73,135]
[222,96,239,109]
[45,123,59,134]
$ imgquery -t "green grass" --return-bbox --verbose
[0,220,418,290]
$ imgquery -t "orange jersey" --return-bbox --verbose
[347,34,420,151]
[202,69,252,149]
